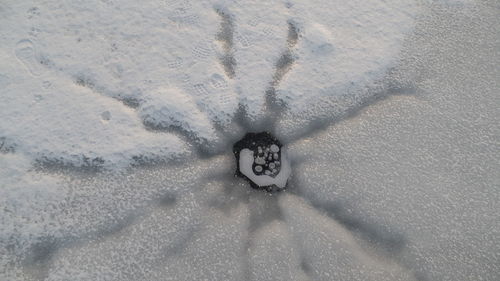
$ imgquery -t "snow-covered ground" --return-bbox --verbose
[1,0,499,280]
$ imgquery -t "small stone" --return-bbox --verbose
[255,165,263,172]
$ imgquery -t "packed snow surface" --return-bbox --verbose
[1,0,499,280]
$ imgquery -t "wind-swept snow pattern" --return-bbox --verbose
[1,0,499,280]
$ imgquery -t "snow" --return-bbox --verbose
[1,0,499,280]
[0,0,420,164]
[139,87,219,143]
[279,194,417,281]
[276,0,417,113]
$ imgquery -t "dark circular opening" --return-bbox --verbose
[233,132,289,192]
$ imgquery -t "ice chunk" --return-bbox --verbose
[270,144,280,153]
[255,157,266,165]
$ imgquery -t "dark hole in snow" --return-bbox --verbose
[233,132,291,192]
